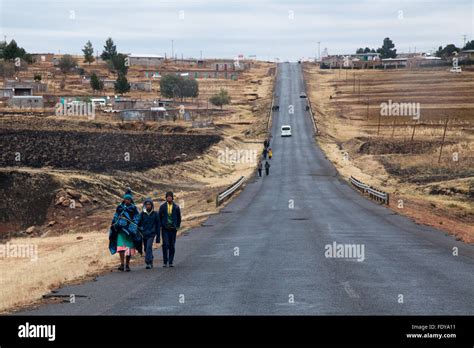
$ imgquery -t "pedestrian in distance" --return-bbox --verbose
[109,188,142,272]
[262,147,268,160]
[138,198,161,269]
[268,147,273,160]
[158,191,182,268]
[257,161,263,177]
[265,161,271,176]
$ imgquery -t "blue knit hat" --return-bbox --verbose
[123,187,133,201]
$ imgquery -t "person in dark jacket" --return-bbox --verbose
[158,191,181,268]
[138,198,161,269]
[257,161,263,177]
[109,189,142,272]
[262,148,268,160]
[265,161,271,176]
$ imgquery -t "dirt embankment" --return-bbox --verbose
[303,64,473,243]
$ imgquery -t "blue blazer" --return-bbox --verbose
[158,202,181,230]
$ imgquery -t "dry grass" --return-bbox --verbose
[304,64,473,243]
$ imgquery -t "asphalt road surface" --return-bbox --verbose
[21,63,474,315]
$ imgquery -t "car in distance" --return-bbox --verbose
[281,125,292,137]
[299,93,307,98]
[450,66,462,73]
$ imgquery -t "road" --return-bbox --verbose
[21,63,474,315]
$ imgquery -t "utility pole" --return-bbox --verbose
[438,115,450,163]
[317,41,321,62]
[171,40,174,60]
[358,78,361,102]
[462,35,467,48]
[366,96,370,121]
[200,50,202,60]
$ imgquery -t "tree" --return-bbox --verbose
[82,40,95,65]
[90,73,104,93]
[181,79,199,99]
[160,75,182,99]
[209,88,231,109]
[101,37,117,61]
[0,61,16,78]
[114,74,130,95]
[1,39,32,63]
[377,37,397,59]
[110,53,129,75]
[58,54,77,74]
[436,44,460,58]
[463,40,474,50]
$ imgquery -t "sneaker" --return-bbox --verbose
[163,264,168,268]
[146,264,152,270]
[125,265,131,272]
[169,264,174,268]
[118,264,125,271]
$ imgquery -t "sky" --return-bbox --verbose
[0,0,473,61]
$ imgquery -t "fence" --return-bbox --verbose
[216,176,245,207]
[349,176,389,205]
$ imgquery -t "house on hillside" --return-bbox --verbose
[8,96,44,108]
[128,54,165,67]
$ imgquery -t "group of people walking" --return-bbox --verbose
[109,189,181,271]
[258,138,272,177]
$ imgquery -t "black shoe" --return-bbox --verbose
[163,264,168,268]
[118,264,124,271]
[125,265,131,272]
[169,264,174,268]
[146,264,152,270]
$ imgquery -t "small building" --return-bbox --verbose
[119,107,177,121]
[0,87,15,98]
[31,53,55,63]
[4,79,48,94]
[128,54,165,67]
[459,49,474,62]
[381,58,408,68]
[130,81,152,92]
[8,96,44,108]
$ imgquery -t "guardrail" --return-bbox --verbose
[216,176,245,207]
[302,67,319,135]
[266,66,278,133]
[349,176,389,205]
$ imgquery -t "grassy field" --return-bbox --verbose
[303,64,473,243]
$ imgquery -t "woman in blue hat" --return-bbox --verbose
[109,188,142,272]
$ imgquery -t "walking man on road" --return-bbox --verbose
[262,147,268,160]
[159,191,181,268]
[257,161,263,177]
[268,147,273,160]
[138,198,160,269]
[265,161,271,176]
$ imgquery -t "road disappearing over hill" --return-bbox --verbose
[22,63,474,315]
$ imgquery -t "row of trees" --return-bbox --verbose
[356,37,397,59]
[82,37,130,94]
[356,37,474,60]
[436,41,474,59]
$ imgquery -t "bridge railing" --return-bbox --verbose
[216,176,245,207]
[349,176,389,205]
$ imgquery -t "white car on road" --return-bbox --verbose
[281,125,292,137]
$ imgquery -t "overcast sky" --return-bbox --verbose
[1,0,473,61]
